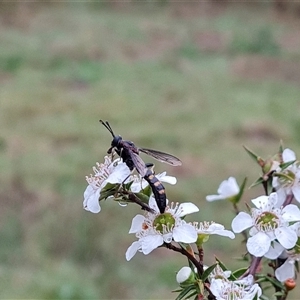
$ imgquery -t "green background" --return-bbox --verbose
[1,2,300,299]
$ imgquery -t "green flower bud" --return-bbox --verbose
[176,266,195,287]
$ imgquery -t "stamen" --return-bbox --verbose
[85,157,114,188]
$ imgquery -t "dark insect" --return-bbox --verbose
[144,163,166,214]
[100,120,182,177]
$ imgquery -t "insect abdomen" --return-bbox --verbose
[144,168,166,214]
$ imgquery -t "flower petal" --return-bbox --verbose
[217,177,239,197]
[292,186,300,203]
[130,180,145,193]
[149,195,160,212]
[157,172,177,185]
[251,195,270,210]
[264,241,284,259]
[275,260,295,282]
[206,194,225,202]
[247,232,271,257]
[106,163,131,184]
[141,234,163,254]
[274,190,286,207]
[83,185,101,213]
[173,223,198,243]
[275,227,298,249]
[231,212,253,233]
[212,229,235,239]
[210,278,227,299]
[128,215,145,233]
[125,241,141,261]
[177,202,199,217]
[268,192,279,207]
[207,223,225,231]
[282,148,296,163]
[281,204,300,222]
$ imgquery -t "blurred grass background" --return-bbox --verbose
[1,1,300,299]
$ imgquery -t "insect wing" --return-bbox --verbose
[122,140,139,154]
[129,151,147,177]
[139,148,182,166]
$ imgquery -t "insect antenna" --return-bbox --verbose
[99,120,115,137]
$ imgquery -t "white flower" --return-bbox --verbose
[129,171,177,193]
[275,222,300,282]
[232,192,300,257]
[206,177,239,202]
[272,148,300,203]
[210,275,262,300]
[83,156,131,213]
[275,256,299,282]
[193,221,235,240]
[125,196,199,261]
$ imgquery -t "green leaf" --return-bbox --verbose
[215,257,228,272]
[249,176,264,189]
[122,180,134,190]
[256,277,267,283]
[187,290,198,299]
[243,145,261,163]
[273,291,286,296]
[141,184,152,197]
[232,177,247,204]
[101,182,118,192]
[172,288,183,293]
[252,293,260,300]
[239,177,247,194]
[279,141,284,154]
[259,294,270,300]
[99,191,114,201]
[175,285,195,300]
[133,192,150,204]
[99,183,119,200]
[231,267,247,279]
[280,160,296,170]
[182,290,198,300]
[188,260,196,273]
[259,274,284,290]
[201,263,217,281]
[274,171,294,182]
[235,255,250,262]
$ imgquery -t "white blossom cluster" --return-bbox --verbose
[83,147,300,299]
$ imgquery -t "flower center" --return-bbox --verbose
[255,211,279,232]
[153,213,175,233]
[222,282,245,300]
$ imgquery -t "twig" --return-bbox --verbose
[282,193,294,207]
[242,256,262,278]
[121,189,155,214]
